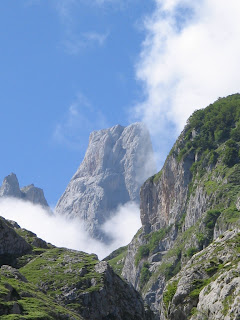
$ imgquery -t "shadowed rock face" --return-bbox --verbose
[55,123,156,242]
[0,216,31,259]
[0,173,49,207]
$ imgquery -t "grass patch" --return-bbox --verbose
[135,227,171,266]
[0,272,82,319]
[106,246,128,276]
[20,248,102,314]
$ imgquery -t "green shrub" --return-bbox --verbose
[204,210,221,229]
[186,247,198,257]
[189,278,211,298]
[223,140,239,167]
[135,245,150,266]
[163,281,178,309]
[140,262,152,288]
[230,123,240,142]
[222,206,240,223]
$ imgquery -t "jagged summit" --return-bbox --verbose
[0,173,22,198]
[0,173,49,207]
[55,122,156,241]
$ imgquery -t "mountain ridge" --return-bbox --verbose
[107,94,240,319]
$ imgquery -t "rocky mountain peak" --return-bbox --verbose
[0,173,22,198]
[0,173,49,208]
[55,122,156,241]
[20,184,49,207]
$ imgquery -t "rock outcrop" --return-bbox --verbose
[161,230,240,320]
[0,173,49,207]
[0,217,31,257]
[55,123,156,241]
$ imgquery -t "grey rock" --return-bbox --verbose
[0,173,49,208]
[140,145,195,234]
[11,303,22,314]
[0,265,27,282]
[21,184,49,207]
[0,216,31,257]
[55,123,156,241]
[78,261,149,320]
[162,229,240,320]
[0,173,22,198]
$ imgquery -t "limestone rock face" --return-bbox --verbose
[79,261,149,320]
[20,184,48,207]
[140,148,195,234]
[55,123,156,241]
[0,173,49,207]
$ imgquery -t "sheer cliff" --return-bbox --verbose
[106,94,240,319]
[55,122,156,241]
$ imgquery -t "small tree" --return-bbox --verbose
[223,140,239,167]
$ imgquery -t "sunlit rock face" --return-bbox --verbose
[0,173,49,208]
[55,123,156,242]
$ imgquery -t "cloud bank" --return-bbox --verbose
[134,0,240,165]
[0,198,140,259]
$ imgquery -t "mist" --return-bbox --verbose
[0,197,141,260]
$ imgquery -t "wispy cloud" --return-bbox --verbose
[83,31,108,46]
[51,0,110,54]
[63,31,109,55]
[53,93,108,149]
[132,0,240,167]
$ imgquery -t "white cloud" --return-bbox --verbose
[133,0,240,167]
[53,93,108,149]
[101,202,142,250]
[0,198,141,260]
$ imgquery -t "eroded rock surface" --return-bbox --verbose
[55,123,156,241]
[161,230,240,320]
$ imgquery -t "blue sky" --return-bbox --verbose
[1,0,240,206]
[0,0,155,205]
